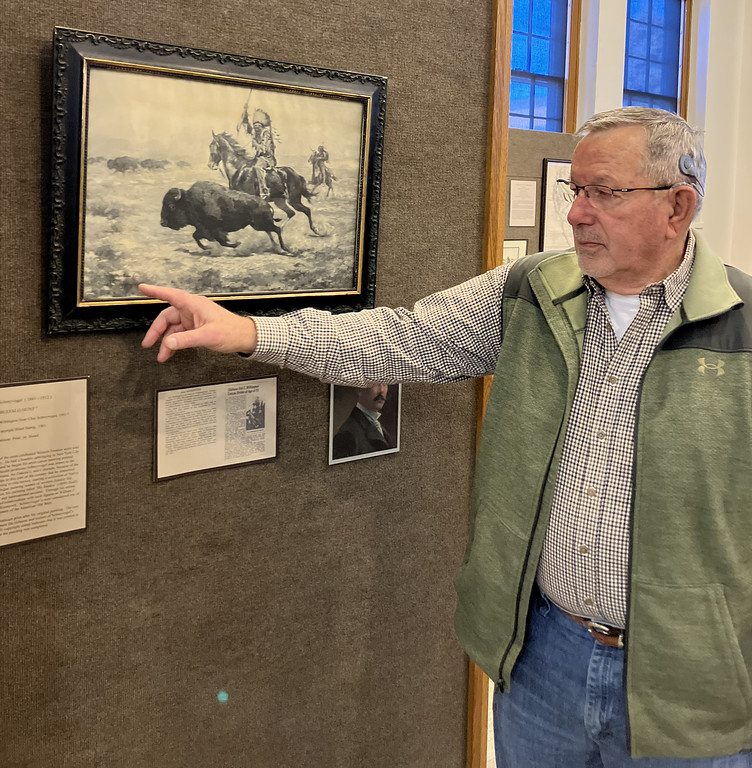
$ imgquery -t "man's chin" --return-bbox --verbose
[577,250,610,279]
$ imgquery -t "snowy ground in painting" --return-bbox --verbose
[81,159,359,301]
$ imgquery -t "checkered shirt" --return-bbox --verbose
[538,231,695,627]
[252,233,696,629]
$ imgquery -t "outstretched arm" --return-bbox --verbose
[139,284,257,362]
[141,264,509,382]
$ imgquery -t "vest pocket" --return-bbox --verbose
[627,582,752,755]
[454,498,529,644]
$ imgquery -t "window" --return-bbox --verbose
[623,0,688,113]
[509,0,572,131]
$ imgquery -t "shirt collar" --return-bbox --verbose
[356,403,382,423]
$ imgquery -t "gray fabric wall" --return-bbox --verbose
[506,127,580,255]
[1,1,494,766]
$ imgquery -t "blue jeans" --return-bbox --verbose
[493,588,752,767]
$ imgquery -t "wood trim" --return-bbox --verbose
[466,659,491,768]
[466,0,513,767]
[481,0,514,277]
[565,0,583,134]
[679,0,692,118]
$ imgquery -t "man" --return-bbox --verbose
[308,144,335,189]
[332,384,395,459]
[140,108,752,765]
[238,106,276,199]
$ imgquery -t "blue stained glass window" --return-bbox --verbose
[626,57,647,91]
[513,0,530,33]
[623,0,683,112]
[509,0,569,131]
[533,0,553,36]
[631,22,648,58]
[530,38,552,75]
[511,80,532,115]
[534,84,550,116]
[650,26,665,58]
[652,0,666,23]
[512,32,530,71]
[632,0,649,23]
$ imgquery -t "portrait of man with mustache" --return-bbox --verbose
[331,384,398,461]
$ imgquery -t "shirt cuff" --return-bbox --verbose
[243,315,291,365]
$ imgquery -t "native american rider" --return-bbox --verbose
[238,107,277,199]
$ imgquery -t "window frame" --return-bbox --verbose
[622,0,692,117]
[509,0,581,133]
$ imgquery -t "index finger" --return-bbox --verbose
[138,283,191,306]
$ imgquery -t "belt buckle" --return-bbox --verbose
[586,620,624,648]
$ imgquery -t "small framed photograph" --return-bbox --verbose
[329,384,401,464]
[47,28,387,333]
[540,159,574,252]
[503,239,528,265]
[155,377,277,479]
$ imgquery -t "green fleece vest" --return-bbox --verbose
[453,233,752,758]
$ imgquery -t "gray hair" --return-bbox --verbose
[576,107,706,215]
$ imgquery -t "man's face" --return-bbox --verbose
[358,384,388,412]
[567,125,680,293]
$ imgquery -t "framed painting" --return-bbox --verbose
[47,28,387,333]
[540,158,574,252]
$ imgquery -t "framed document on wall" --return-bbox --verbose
[540,158,574,252]
[155,377,277,480]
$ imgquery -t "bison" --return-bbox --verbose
[160,181,286,252]
[107,156,139,173]
[141,158,171,170]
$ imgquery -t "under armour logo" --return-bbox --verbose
[697,358,725,376]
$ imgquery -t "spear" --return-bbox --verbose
[237,89,253,135]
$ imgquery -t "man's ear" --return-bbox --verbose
[667,186,697,239]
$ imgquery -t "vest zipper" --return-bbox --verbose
[495,413,568,690]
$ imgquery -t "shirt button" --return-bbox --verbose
[586,487,598,498]
[606,375,618,384]
[578,545,590,554]
[596,430,607,440]
[584,598,594,607]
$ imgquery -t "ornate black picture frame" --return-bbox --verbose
[48,28,387,334]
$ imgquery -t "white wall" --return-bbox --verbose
[727,6,752,273]
[576,0,751,272]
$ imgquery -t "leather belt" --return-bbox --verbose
[562,611,625,648]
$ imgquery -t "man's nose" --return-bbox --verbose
[567,190,596,226]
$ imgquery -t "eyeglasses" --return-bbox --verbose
[556,179,673,210]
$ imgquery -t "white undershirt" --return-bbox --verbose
[604,290,641,340]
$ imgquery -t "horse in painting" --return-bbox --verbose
[208,132,318,234]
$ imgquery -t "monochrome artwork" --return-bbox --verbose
[329,384,401,465]
[83,70,365,299]
[47,29,386,332]
[540,159,574,252]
